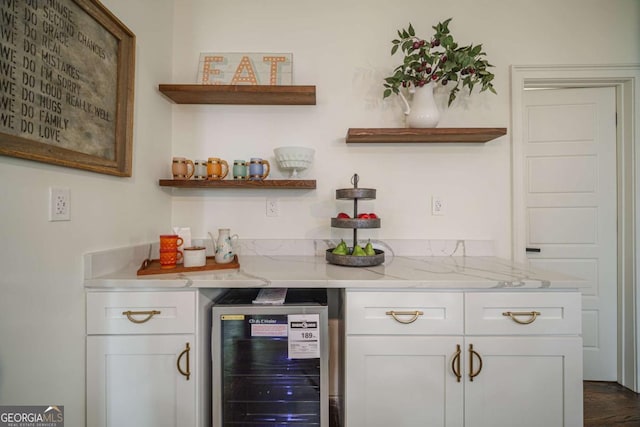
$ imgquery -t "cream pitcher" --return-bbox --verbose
[397,82,440,128]
[209,229,238,264]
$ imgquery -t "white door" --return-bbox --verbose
[522,86,617,380]
[345,336,464,427]
[87,335,195,427]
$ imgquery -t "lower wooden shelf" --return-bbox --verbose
[346,127,507,143]
[159,179,316,189]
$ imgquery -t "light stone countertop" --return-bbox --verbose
[84,239,583,291]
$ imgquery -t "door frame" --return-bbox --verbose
[510,64,640,391]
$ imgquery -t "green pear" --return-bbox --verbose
[352,244,366,256]
[364,240,376,256]
[332,240,348,255]
[332,245,348,255]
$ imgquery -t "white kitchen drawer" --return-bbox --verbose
[87,291,196,335]
[346,291,463,335]
[465,292,581,335]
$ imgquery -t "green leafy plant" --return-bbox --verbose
[383,18,496,106]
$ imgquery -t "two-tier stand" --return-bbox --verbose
[326,174,385,267]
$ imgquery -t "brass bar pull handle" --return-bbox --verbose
[385,310,424,324]
[177,342,191,380]
[502,311,541,325]
[122,310,161,324]
[469,344,483,381]
[451,344,462,383]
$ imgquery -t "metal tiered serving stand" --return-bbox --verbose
[326,174,385,267]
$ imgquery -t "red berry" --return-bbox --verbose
[425,67,432,74]
[442,79,448,86]
[431,74,438,81]
[412,41,420,49]
[441,55,447,63]
[418,80,425,87]
[434,39,440,46]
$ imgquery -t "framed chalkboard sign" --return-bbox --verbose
[0,0,135,176]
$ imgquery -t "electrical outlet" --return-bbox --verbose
[50,187,70,221]
[432,196,445,216]
[266,198,279,217]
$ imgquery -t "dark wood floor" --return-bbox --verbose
[584,381,640,426]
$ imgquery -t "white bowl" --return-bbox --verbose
[274,146,315,177]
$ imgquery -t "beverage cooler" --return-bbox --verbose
[211,289,329,427]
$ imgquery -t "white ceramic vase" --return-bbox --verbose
[398,83,440,128]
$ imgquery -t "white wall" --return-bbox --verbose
[0,0,638,424]
[0,0,174,424]
[170,0,640,258]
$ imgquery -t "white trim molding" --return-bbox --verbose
[510,64,640,391]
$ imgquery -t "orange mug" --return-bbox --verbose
[160,234,184,251]
[172,157,194,180]
[207,157,229,180]
[159,249,183,269]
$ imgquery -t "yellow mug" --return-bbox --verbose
[207,158,229,180]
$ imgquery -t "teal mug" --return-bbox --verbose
[233,160,248,180]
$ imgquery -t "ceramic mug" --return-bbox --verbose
[159,234,184,251]
[249,158,270,180]
[172,157,194,180]
[183,246,206,268]
[159,249,183,269]
[233,160,248,180]
[207,157,229,180]
[194,160,207,180]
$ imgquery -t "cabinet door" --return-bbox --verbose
[345,336,463,427]
[464,336,583,427]
[87,335,195,427]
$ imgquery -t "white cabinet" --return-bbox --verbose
[86,290,216,427]
[462,292,583,427]
[346,335,463,427]
[87,335,195,427]
[345,290,583,427]
[463,336,582,427]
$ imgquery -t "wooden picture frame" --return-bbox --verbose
[0,0,135,177]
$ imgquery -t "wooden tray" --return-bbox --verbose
[137,255,240,276]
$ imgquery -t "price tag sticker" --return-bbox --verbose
[287,314,320,359]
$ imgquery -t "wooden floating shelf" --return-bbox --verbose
[346,127,507,143]
[159,179,316,189]
[158,84,316,105]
